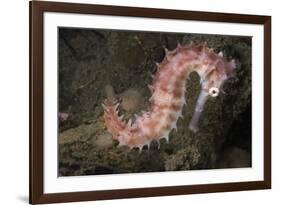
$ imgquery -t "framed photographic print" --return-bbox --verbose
[29,0,271,204]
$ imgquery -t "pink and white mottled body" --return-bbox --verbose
[103,43,236,150]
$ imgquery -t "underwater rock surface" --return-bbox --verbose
[58,28,252,176]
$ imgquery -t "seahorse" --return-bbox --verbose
[102,42,236,151]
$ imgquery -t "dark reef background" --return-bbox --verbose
[58,27,252,176]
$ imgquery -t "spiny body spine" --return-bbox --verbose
[103,42,236,151]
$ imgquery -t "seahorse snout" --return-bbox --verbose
[188,90,209,132]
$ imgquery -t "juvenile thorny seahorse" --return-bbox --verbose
[102,42,236,151]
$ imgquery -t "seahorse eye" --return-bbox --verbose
[209,87,219,97]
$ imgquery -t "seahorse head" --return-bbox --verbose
[189,51,236,132]
[202,53,236,97]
